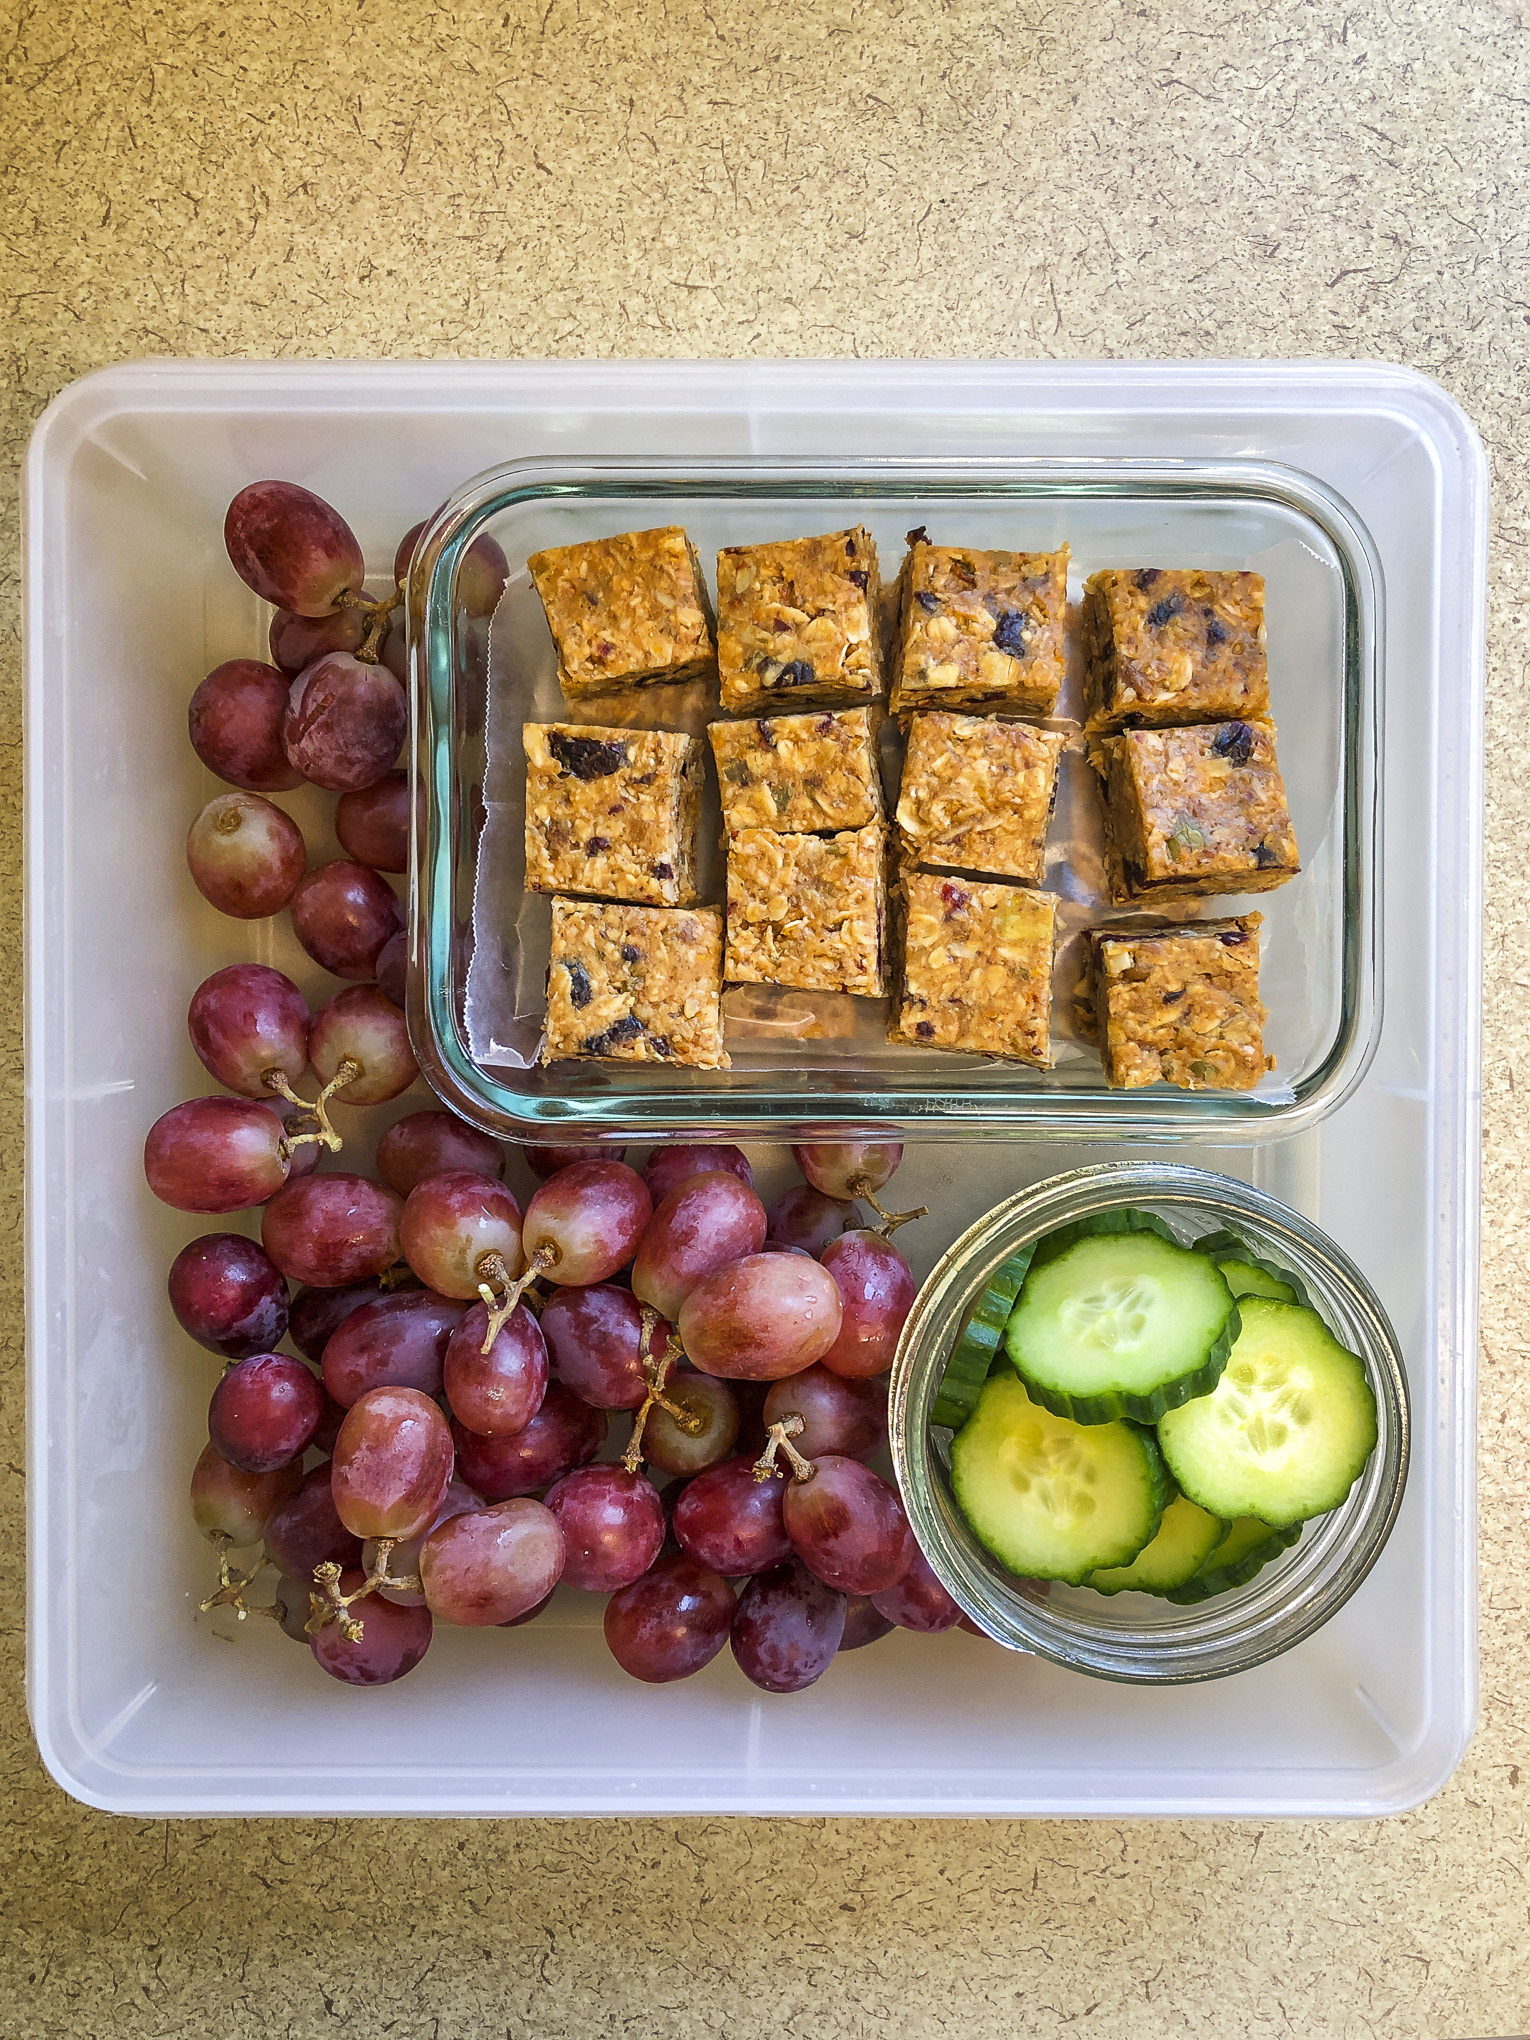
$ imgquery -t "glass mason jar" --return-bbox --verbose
[889,1163,1410,1685]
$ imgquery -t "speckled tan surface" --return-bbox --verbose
[2,0,1526,2034]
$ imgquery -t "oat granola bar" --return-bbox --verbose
[724,824,886,997]
[890,534,1067,718]
[709,707,883,835]
[524,722,703,907]
[1082,568,1269,732]
[528,526,716,701]
[1087,916,1271,1090]
[895,712,1065,885]
[542,899,727,1068]
[891,871,1055,1063]
[716,528,883,714]
[1093,720,1299,905]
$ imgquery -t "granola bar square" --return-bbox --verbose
[709,707,883,835]
[890,872,1056,1064]
[724,824,886,997]
[1087,915,1271,1091]
[1082,568,1269,732]
[528,526,716,701]
[895,712,1066,885]
[1093,720,1300,905]
[524,722,703,907]
[542,900,728,1068]
[716,528,883,714]
[891,535,1067,717]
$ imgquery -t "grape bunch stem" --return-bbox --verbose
[753,1415,816,1486]
[307,1540,423,1644]
[336,581,404,665]
[850,1176,927,1238]
[621,1311,705,1472]
[475,1245,556,1351]
[199,1536,275,1621]
[265,1057,363,1158]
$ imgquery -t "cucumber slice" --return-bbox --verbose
[1085,1491,1225,1595]
[1005,1230,1239,1425]
[1163,1516,1302,1604]
[930,1247,1036,1431]
[949,1373,1172,1585]
[1156,1299,1378,1527]
[1192,1227,1311,1308]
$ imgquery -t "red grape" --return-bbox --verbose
[208,1352,324,1472]
[271,1575,314,1642]
[308,983,417,1105]
[399,1170,523,1300]
[364,1475,481,1606]
[309,1573,432,1684]
[260,1173,404,1287]
[523,1143,614,1178]
[679,1253,843,1381]
[421,1498,565,1625]
[321,1289,466,1405]
[642,1144,753,1206]
[540,1283,651,1410]
[631,1171,768,1322]
[374,929,408,1009]
[501,1589,555,1628]
[261,1097,322,1179]
[871,1546,961,1632]
[283,652,407,793]
[442,1300,548,1437]
[145,1096,290,1212]
[187,963,310,1098]
[289,860,404,980]
[288,1277,400,1363]
[839,1594,897,1650]
[544,1463,664,1591]
[380,621,408,685]
[519,1161,651,1290]
[762,1364,885,1460]
[766,1183,860,1256]
[168,1232,289,1358]
[335,769,410,871]
[672,1456,791,1575]
[816,1231,916,1380]
[186,792,306,919]
[269,603,368,676]
[330,1385,453,1541]
[188,660,304,792]
[448,1388,604,1501]
[640,1372,739,1476]
[225,481,365,617]
[311,1388,347,1457]
[604,1553,735,1683]
[394,517,508,617]
[262,1462,364,1581]
[793,1139,926,1234]
[731,1557,846,1693]
[190,1440,302,1545]
[782,1454,914,1596]
[377,1110,503,1199]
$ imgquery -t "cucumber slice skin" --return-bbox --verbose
[1163,1518,1302,1604]
[1157,1299,1379,1528]
[930,1246,1036,1431]
[1192,1228,1312,1310]
[1027,1206,1181,1276]
[1005,1232,1239,1426]
[1086,1492,1226,1596]
[950,1374,1173,1586]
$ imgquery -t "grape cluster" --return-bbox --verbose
[158,477,970,1694]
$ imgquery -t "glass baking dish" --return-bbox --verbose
[407,455,1381,1144]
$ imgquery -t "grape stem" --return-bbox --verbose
[199,1536,275,1621]
[753,1415,816,1486]
[336,582,404,666]
[475,1245,556,1351]
[306,1541,423,1644]
[849,1176,927,1238]
[266,1058,363,1157]
[621,1312,704,1472]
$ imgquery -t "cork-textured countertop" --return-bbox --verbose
[2,1,1526,2034]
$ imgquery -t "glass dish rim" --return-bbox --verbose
[406,453,1383,1146]
[887,1161,1411,1685]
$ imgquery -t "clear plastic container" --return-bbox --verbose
[891,1164,1410,1682]
[406,453,1382,1144]
[24,360,1483,1815]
